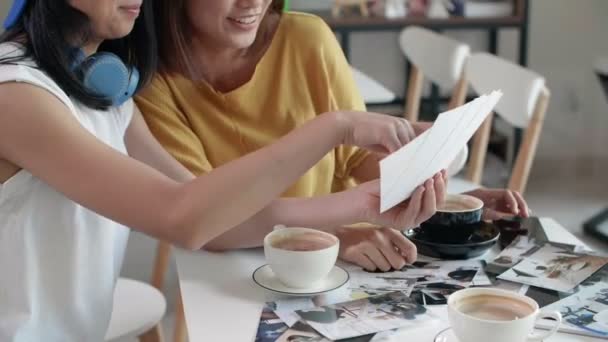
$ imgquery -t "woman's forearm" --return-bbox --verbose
[204,191,365,250]
[165,112,354,249]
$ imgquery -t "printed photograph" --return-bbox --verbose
[539,265,608,338]
[295,291,436,340]
[256,302,289,342]
[499,243,608,292]
[275,321,330,342]
[486,235,546,274]
[345,260,482,296]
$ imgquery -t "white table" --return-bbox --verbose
[176,218,603,341]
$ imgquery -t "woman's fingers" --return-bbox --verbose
[349,252,378,271]
[513,191,529,217]
[503,190,520,215]
[434,172,446,207]
[384,227,418,264]
[398,186,425,228]
[416,178,437,226]
[364,245,392,272]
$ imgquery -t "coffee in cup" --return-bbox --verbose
[271,231,336,251]
[447,288,562,342]
[456,294,535,321]
[264,227,339,289]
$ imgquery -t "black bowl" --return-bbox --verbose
[404,221,500,259]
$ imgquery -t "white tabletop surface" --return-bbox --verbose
[176,218,604,341]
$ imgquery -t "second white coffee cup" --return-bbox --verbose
[264,226,339,289]
[448,288,562,342]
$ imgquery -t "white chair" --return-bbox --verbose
[351,66,396,104]
[399,26,471,177]
[448,52,550,194]
[105,278,167,342]
[399,26,471,121]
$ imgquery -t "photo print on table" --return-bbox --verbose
[345,260,482,296]
[538,264,608,338]
[295,291,436,340]
[498,243,608,292]
[256,302,289,342]
[485,235,547,274]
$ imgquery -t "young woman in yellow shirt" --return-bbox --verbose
[136,0,528,271]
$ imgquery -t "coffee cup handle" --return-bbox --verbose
[527,311,562,341]
[273,224,287,231]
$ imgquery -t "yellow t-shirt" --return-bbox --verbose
[136,12,370,197]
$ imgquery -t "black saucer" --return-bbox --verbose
[403,221,500,259]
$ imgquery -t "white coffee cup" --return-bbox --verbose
[264,226,339,289]
[447,288,562,342]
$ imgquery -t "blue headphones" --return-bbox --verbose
[4,0,139,106]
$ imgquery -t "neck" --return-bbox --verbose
[81,39,102,57]
[190,13,280,92]
[191,39,252,82]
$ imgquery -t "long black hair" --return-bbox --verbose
[0,0,158,110]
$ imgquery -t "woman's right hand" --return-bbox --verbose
[330,111,417,154]
[346,171,447,229]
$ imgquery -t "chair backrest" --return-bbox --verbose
[465,53,550,193]
[351,66,396,104]
[399,26,471,121]
[467,53,546,128]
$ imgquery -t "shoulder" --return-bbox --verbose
[277,12,343,64]
[279,12,338,51]
[0,43,77,113]
[280,12,334,39]
[136,71,181,107]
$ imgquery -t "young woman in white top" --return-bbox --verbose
[0,0,452,340]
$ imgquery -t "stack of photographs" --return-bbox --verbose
[255,292,433,341]
[345,260,482,305]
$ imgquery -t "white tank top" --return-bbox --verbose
[0,43,132,341]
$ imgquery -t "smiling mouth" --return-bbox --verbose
[228,15,260,25]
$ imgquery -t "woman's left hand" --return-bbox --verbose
[464,188,530,220]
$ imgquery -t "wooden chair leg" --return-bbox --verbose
[174,291,188,342]
[404,65,423,122]
[151,242,172,290]
[508,88,550,194]
[139,325,165,342]
[447,72,468,110]
[466,112,494,184]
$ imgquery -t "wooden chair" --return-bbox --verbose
[399,26,471,122]
[150,241,188,342]
[447,52,550,194]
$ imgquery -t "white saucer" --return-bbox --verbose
[434,328,460,342]
[252,264,349,296]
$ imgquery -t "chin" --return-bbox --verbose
[232,37,257,49]
[107,26,136,40]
